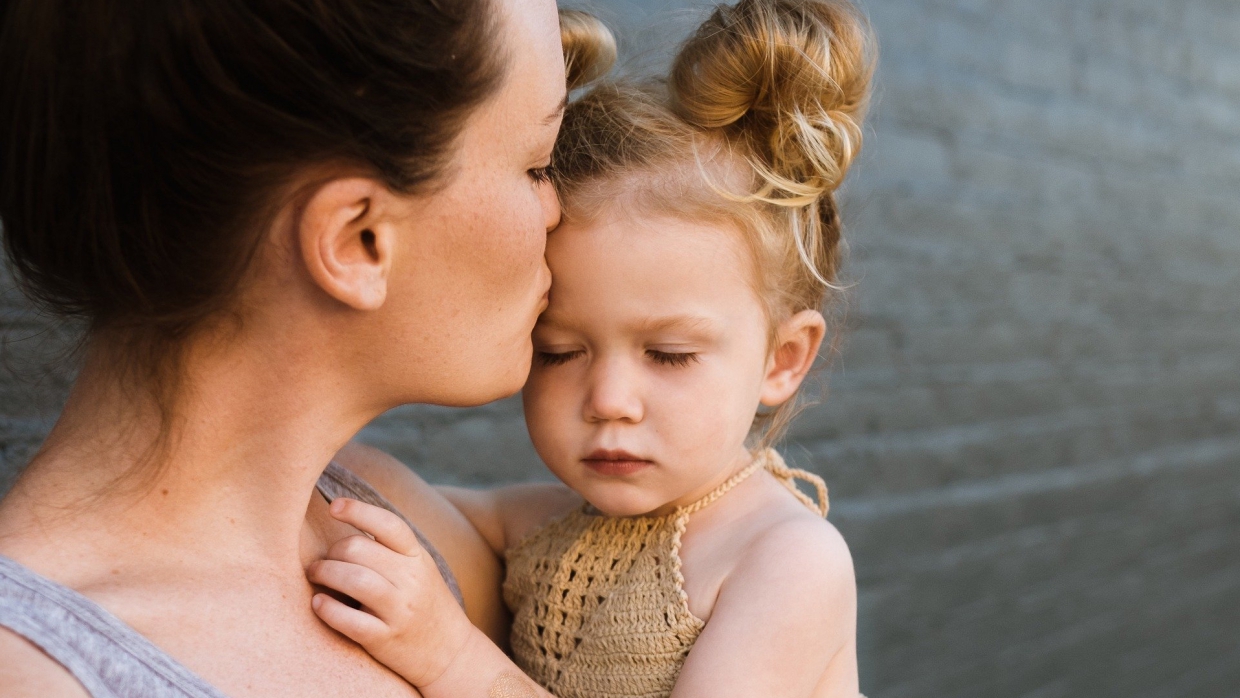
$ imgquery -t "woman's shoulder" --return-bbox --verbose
[0,627,91,698]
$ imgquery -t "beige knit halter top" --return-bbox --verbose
[502,448,829,698]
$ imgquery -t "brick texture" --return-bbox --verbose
[3,1,1239,696]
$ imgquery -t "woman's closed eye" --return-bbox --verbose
[536,349,583,366]
[647,350,699,367]
[528,165,552,184]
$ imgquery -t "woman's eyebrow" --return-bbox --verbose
[543,95,568,125]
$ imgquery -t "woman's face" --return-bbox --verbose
[378,0,566,407]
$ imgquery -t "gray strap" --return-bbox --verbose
[0,463,460,698]
[0,555,228,698]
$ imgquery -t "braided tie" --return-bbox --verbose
[678,449,829,518]
[764,452,830,517]
[678,458,765,517]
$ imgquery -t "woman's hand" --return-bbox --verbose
[307,497,473,687]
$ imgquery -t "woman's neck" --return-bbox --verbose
[0,329,379,582]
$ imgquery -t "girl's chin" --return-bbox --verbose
[584,490,675,518]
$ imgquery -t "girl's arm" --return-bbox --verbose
[670,518,860,698]
[437,483,583,556]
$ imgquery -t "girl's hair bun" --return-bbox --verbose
[670,0,874,198]
[561,10,618,90]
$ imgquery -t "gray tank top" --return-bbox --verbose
[0,462,463,697]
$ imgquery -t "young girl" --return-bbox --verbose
[306,0,874,695]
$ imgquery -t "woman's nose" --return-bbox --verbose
[583,359,643,424]
[540,182,562,232]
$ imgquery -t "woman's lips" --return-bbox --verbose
[582,449,653,477]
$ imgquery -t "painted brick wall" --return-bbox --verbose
[3,1,1239,696]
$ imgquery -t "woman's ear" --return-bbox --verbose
[759,309,827,407]
[298,178,394,311]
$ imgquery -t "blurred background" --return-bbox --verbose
[3,0,1239,696]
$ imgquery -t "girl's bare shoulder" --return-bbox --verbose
[741,476,855,592]
[491,482,584,551]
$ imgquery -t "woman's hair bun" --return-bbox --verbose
[670,0,875,197]
[561,10,617,90]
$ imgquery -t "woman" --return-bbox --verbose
[0,0,607,695]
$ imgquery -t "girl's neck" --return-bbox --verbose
[0,330,379,582]
[642,446,758,518]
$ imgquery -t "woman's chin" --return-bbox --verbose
[437,350,533,407]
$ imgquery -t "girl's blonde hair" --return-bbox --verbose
[552,0,876,445]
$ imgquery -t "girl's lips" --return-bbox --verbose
[582,449,653,477]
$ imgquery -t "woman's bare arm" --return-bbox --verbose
[0,628,91,698]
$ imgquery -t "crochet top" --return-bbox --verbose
[502,449,829,698]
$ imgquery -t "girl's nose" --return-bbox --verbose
[583,359,643,424]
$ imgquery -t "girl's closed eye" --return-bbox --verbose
[646,349,699,367]
[536,349,583,366]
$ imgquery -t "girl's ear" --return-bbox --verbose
[297,178,395,311]
[759,309,827,407]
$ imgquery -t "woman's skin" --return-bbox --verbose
[0,0,564,695]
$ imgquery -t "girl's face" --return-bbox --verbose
[523,211,774,517]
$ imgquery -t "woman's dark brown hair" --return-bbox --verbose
[0,0,503,384]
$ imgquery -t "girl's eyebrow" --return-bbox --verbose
[632,315,718,336]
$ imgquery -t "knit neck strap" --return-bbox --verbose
[677,453,765,517]
[677,449,830,518]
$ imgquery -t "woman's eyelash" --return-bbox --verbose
[528,166,552,184]
[536,350,581,366]
[647,350,699,367]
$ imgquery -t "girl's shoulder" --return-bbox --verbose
[675,480,859,695]
[492,483,585,551]
[744,507,853,587]
[681,471,853,621]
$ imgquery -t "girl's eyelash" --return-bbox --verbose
[647,350,699,367]
[528,166,552,184]
[536,350,582,366]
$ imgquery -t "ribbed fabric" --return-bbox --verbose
[503,449,829,698]
[0,461,459,697]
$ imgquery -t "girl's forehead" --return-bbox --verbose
[548,211,747,271]
[541,212,763,326]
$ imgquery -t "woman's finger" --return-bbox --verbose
[328,498,423,557]
[311,593,388,647]
[307,558,396,612]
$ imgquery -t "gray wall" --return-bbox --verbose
[3,0,1239,696]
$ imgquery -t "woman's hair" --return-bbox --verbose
[552,0,875,446]
[0,0,506,405]
[0,1,612,406]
